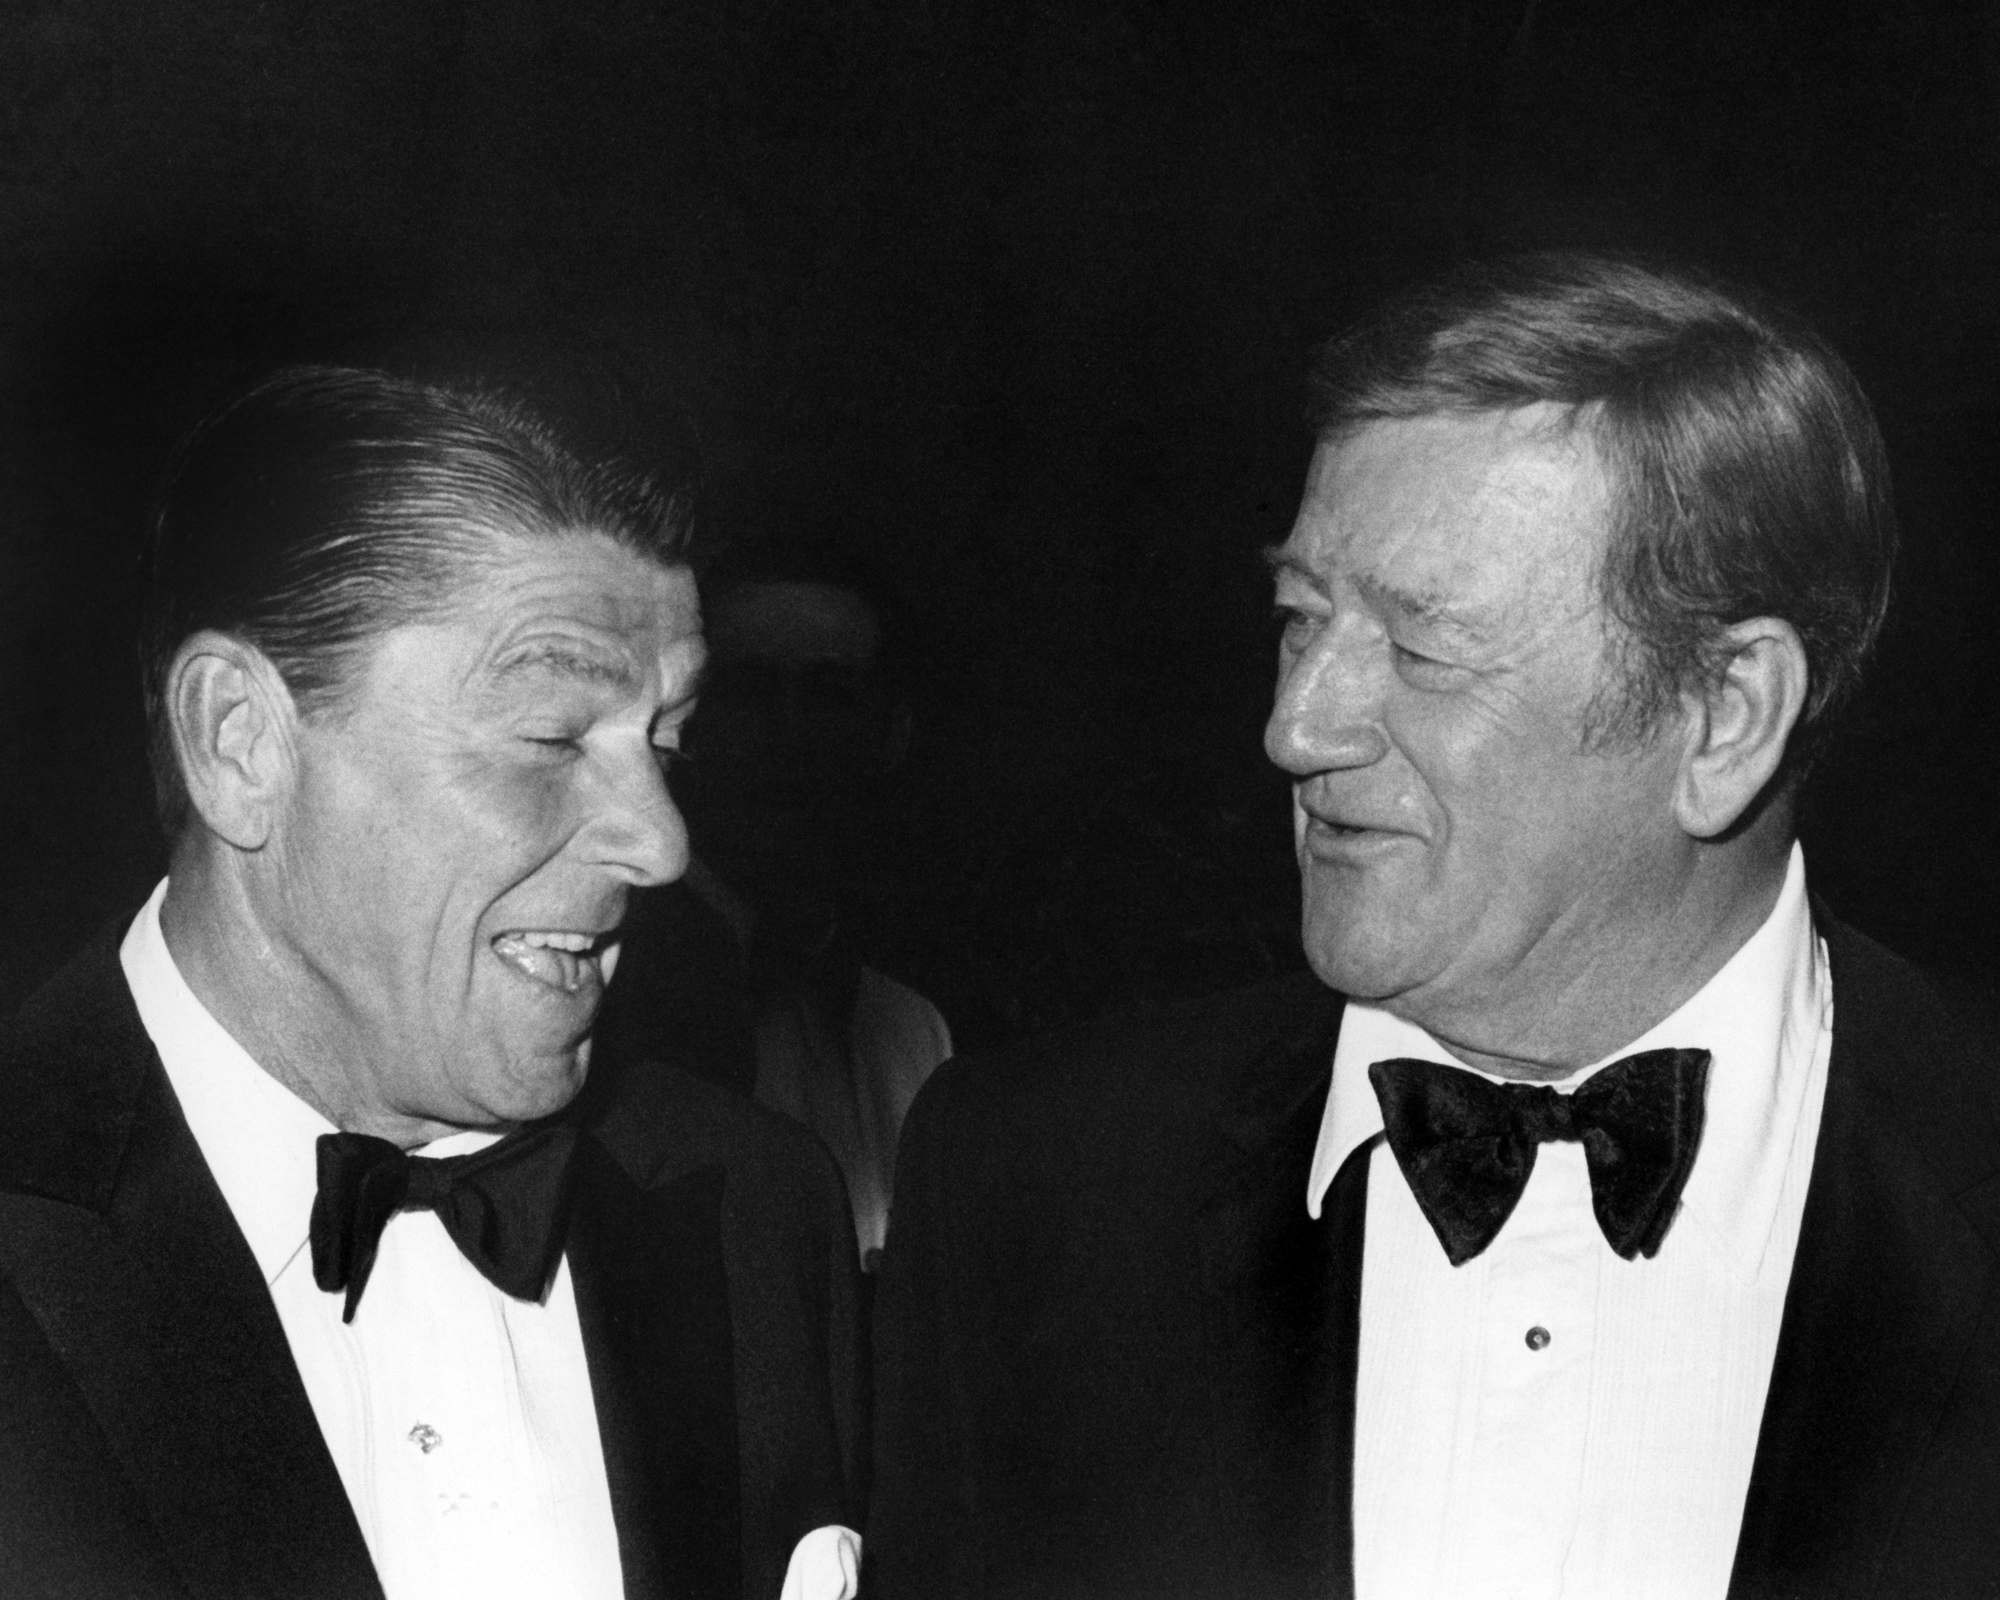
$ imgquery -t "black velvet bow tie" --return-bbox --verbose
[1368,1048,1711,1266]
[310,1123,582,1323]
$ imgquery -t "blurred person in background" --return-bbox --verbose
[625,541,953,1269]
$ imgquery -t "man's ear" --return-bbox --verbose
[1673,617,1809,839]
[165,631,301,851]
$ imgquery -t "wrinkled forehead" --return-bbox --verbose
[444,522,691,615]
[1287,406,1613,607]
[371,528,705,702]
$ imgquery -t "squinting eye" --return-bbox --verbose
[1274,606,1320,648]
[1391,642,1455,680]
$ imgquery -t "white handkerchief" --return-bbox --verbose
[779,1525,862,1600]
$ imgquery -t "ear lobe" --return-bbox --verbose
[1672,617,1809,839]
[166,631,299,851]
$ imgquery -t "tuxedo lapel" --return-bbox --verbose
[0,932,381,1600]
[567,1136,742,1600]
[1312,1140,1370,1600]
[1192,992,1355,1600]
[1729,923,2000,1599]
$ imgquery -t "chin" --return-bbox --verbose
[479,1046,592,1128]
[1300,911,1416,1004]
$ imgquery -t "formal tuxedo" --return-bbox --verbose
[869,914,2000,1599]
[0,923,863,1600]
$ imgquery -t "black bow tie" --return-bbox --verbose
[1368,1048,1711,1266]
[310,1123,582,1323]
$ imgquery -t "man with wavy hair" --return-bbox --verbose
[871,255,2000,1598]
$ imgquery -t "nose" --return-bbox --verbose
[583,745,690,888]
[1263,620,1391,777]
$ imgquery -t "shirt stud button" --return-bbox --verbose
[1525,1325,1552,1351]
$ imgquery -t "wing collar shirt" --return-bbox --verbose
[122,879,862,1600]
[1306,844,1832,1600]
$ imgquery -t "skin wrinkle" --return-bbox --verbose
[1266,405,1794,1082]
[163,529,705,1145]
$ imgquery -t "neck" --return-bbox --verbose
[1406,832,1795,1083]
[159,846,447,1147]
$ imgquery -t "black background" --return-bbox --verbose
[2,0,1997,1033]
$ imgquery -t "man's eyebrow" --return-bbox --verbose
[1262,548,1492,638]
[1352,571,1490,637]
[1352,576,1496,636]
[1261,545,1325,589]
[493,640,638,691]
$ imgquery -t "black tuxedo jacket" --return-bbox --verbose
[0,924,863,1600]
[870,916,2000,1599]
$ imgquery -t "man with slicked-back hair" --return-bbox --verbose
[870,255,2000,1599]
[0,367,863,1600]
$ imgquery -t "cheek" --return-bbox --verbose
[440,751,581,861]
[1391,709,1616,896]
[1382,693,1518,817]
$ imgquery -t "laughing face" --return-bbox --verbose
[263,529,704,1139]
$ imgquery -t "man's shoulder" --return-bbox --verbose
[580,1052,847,1210]
[902,972,1345,1197]
[0,920,151,1207]
[930,969,1339,1107]
[4,918,139,1063]
[1821,911,2000,1185]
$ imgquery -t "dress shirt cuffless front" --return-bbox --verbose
[1323,844,1834,1600]
[122,879,627,1600]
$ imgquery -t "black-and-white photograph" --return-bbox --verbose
[1,3,1997,1596]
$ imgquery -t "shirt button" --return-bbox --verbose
[1525,1325,1552,1351]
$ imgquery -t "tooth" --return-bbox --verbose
[494,935,575,988]
[520,930,595,953]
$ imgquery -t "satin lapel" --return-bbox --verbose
[0,950,380,1600]
[1193,993,1354,1600]
[567,1137,742,1600]
[1729,932,1997,1600]
[1313,1140,1370,1600]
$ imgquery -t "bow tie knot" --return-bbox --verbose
[1369,1048,1711,1266]
[1506,1082,1581,1144]
[310,1124,582,1323]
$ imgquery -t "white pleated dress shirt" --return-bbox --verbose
[1307,845,1832,1600]
[122,879,861,1600]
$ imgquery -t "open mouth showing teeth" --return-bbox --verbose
[490,929,612,995]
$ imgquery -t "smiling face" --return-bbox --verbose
[1264,406,1696,1069]
[257,530,704,1138]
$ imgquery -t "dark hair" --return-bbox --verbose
[141,364,696,834]
[1308,252,1896,772]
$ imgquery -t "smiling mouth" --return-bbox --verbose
[1306,813,1385,835]
[490,929,615,995]
[1302,815,1409,855]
